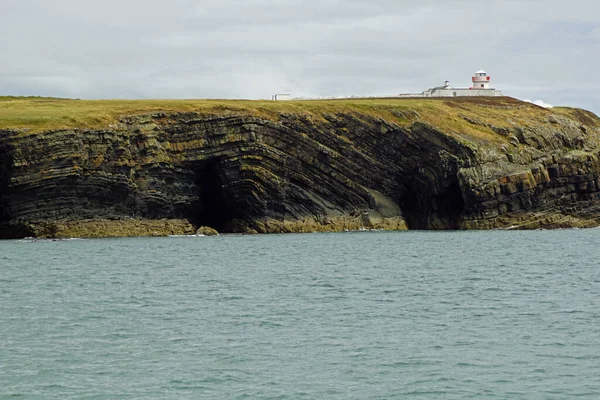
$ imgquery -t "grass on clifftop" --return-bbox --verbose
[0,96,596,143]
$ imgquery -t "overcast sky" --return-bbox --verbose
[1,0,599,113]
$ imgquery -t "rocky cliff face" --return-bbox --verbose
[1,97,599,238]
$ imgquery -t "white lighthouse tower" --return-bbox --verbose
[471,69,491,89]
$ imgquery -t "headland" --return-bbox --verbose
[1,95,599,238]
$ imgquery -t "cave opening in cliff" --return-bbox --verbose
[401,185,427,230]
[401,181,465,230]
[0,146,11,224]
[434,182,465,229]
[193,159,236,232]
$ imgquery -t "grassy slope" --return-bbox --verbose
[0,96,597,144]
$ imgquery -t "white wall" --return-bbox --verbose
[417,89,503,97]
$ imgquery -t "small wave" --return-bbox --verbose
[258,320,284,327]
[168,234,206,238]
[484,287,503,291]
[556,309,585,314]
[308,283,335,288]
[18,237,85,243]
[219,296,245,301]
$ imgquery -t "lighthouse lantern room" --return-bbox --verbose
[471,69,491,89]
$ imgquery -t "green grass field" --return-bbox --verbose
[0,96,593,142]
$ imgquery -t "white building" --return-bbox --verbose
[399,70,503,98]
[272,94,292,101]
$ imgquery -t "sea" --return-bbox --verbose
[1,229,599,399]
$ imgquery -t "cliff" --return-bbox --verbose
[1,96,600,238]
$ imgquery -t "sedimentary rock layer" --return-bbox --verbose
[1,97,599,238]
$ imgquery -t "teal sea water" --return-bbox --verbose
[1,230,599,399]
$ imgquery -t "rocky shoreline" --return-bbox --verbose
[1,97,600,238]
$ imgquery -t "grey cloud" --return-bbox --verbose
[0,0,599,113]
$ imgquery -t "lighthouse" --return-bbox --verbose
[399,68,503,97]
[471,69,491,89]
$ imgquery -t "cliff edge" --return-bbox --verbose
[1,96,599,238]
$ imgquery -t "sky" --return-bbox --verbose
[1,0,599,114]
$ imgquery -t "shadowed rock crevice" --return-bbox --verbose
[0,143,10,224]
[0,139,37,239]
[399,180,465,230]
[400,184,425,230]
[193,159,236,233]
[432,182,466,229]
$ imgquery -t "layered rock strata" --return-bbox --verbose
[1,97,600,238]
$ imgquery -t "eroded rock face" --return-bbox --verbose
[1,99,600,238]
[458,110,600,229]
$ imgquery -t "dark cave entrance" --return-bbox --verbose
[434,182,465,229]
[0,145,12,224]
[193,159,236,232]
[401,184,427,230]
[401,181,465,230]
